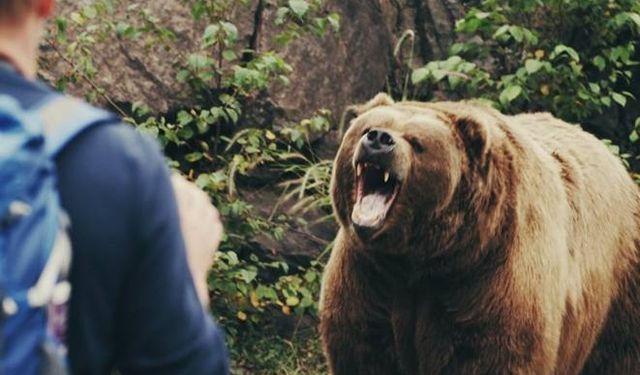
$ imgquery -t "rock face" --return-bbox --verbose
[380,0,462,64]
[41,0,205,114]
[42,0,460,122]
[264,0,393,122]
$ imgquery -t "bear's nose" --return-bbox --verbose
[361,129,395,156]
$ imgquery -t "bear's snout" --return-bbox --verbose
[355,129,399,172]
[361,128,396,156]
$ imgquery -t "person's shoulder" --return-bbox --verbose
[76,121,161,163]
[0,65,56,109]
[56,111,167,197]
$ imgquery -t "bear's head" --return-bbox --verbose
[331,94,492,247]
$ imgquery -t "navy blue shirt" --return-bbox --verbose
[0,63,229,375]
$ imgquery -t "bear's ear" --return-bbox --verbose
[451,114,491,163]
[355,92,395,114]
[339,93,395,138]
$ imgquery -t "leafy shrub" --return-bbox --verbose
[46,0,338,371]
[406,0,640,168]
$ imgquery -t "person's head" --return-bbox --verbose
[0,0,55,78]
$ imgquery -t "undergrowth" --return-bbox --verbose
[45,0,337,372]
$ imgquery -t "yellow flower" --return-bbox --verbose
[237,311,248,321]
[540,84,550,96]
[265,130,277,141]
[250,291,260,308]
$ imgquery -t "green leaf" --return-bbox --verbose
[612,92,627,107]
[256,285,278,300]
[431,69,447,83]
[185,152,203,163]
[448,75,462,89]
[286,296,300,306]
[55,17,67,34]
[222,49,237,61]
[177,127,194,140]
[411,67,430,84]
[493,25,510,40]
[524,59,543,74]
[245,146,260,154]
[499,85,522,105]
[289,0,310,18]
[509,27,524,43]
[70,12,84,25]
[275,7,289,25]
[445,55,462,68]
[629,12,640,28]
[327,13,341,32]
[456,18,482,33]
[195,174,212,189]
[237,269,258,283]
[115,22,130,36]
[577,89,590,100]
[220,21,238,42]
[592,56,606,71]
[449,42,467,56]
[630,130,639,143]
[304,270,317,283]
[177,110,194,125]
[83,6,98,19]
[202,24,220,47]
[616,12,640,29]
[188,53,213,70]
[522,29,539,45]
[176,69,190,82]
[226,109,239,124]
[551,44,580,62]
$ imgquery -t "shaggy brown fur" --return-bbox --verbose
[319,94,640,375]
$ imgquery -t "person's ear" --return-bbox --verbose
[35,0,55,19]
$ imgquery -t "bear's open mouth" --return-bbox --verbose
[351,162,400,235]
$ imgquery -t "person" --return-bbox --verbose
[0,0,230,374]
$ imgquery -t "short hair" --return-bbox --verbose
[0,0,36,21]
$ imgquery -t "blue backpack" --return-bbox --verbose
[0,94,116,374]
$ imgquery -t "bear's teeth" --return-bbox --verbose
[356,164,362,177]
[384,172,390,183]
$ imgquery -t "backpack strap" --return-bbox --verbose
[38,95,120,157]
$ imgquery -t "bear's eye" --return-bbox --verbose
[406,137,425,153]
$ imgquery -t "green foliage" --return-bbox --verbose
[49,1,176,104]
[47,0,338,371]
[210,251,324,334]
[407,0,640,161]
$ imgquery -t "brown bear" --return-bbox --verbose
[319,93,640,375]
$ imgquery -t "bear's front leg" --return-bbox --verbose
[320,315,402,375]
[320,235,402,375]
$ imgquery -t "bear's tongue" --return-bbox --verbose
[351,193,388,229]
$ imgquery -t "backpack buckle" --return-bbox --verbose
[9,201,32,217]
[2,297,18,316]
[0,201,32,230]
